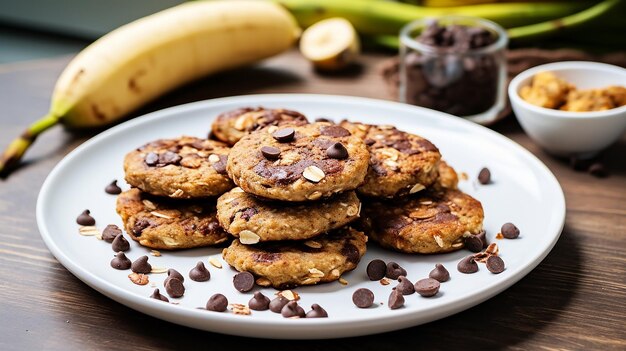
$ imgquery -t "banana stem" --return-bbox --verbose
[0,113,60,175]
[508,0,621,40]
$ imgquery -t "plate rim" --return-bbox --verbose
[36,93,566,338]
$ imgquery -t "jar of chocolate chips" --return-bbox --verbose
[399,16,508,124]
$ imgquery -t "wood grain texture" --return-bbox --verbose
[0,50,624,350]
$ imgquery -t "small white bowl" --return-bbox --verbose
[509,61,626,157]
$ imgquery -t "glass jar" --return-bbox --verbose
[399,16,508,124]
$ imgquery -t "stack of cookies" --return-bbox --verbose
[215,112,370,289]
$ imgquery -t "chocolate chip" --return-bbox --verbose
[458,255,479,274]
[386,262,407,280]
[388,290,405,310]
[326,142,348,159]
[395,276,415,295]
[315,117,334,123]
[130,256,151,274]
[211,154,228,174]
[341,243,361,264]
[110,252,131,270]
[269,296,289,313]
[206,294,228,312]
[248,292,270,311]
[111,234,130,252]
[486,255,505,274]
[150,288,169,302]
[261,146,281,159]
[364,138,376,146]
[501,222,520,239]
[145,152,159,166]
[166,268,185,283]
[158,151,181,166]
[414,278,440,297]
[76,210,95,226]
[320,125,350,137]
[132,218,151,237]
[589,162,609,178]
[476,230,488,248]
[366,259,387,281]
[281,301,305,318]
[105,180,122,195]
[272,127,295,142]
[233,271,255,292]
[306,304,328,318]
[569,156,592,171]
[189,261,210,282]
[352,288,374,308]
[165,277,185,298]
[478,167,491,184]
[465,235,483,252]
[429,263,450,282]
[102,224,122,243]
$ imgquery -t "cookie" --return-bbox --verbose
[211,107,309,145]
[359,188,483,254]
[340,121,441,198]
[227,122,369,201]
[116,189,230,250]
[217,188,360,242]
[124,136,234,198]
[222,227,367,289]
[436,160,459,190]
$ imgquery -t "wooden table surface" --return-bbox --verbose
[1,50,624,350]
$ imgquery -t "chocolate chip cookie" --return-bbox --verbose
[124,136,233,198]
[359,188,483,254]
[340,121,442,198]
[227,122,369,201]
[222,227,367,289]
[211,107,309,146]
[116,189,230,250]
[216,187,361,242]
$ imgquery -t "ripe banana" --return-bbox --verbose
[0,0,300,174]
[300,18,360,71]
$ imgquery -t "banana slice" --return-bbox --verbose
[299,18,360,71]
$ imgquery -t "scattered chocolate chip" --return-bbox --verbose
[569,156,592,171]
[131,255,151,274]
[395,276,415,295]
[166,268,185,284]
[145,152,159,166]
[366,259,387,281]
[326,142,349,159]
[464,235,483,252]
[158,151,181,166]
[211,155,228,174]
[320,125,350,137]
[281,301,305,318]
[150,288,169,302]
[110,252,131,270]
[386,262,407,280]
[102,224,122,243]
[352,288,374,308]
[272,127,295,142]
[105,180,122,194]
[589,162,609,178]
[165,277,185,298]
[478,167,491,184]
[111,234,130,252]
[458,255,479,274]
[315,117,333,123]
[233,271,255,292]
[76,210,95,226]
[486,255,505,274]
[388,290,405,310]
[261,146,281,159]
[414,278,440,297]
[306,304,328,318]
[269,296,289,313]
[476,230,488,248]
[501,222,520,239]
[206,294,228,312]
[248,292,271,311]
[189,262,210,282]
[429,263,450,282]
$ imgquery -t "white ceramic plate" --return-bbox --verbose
[37,94,565,339]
